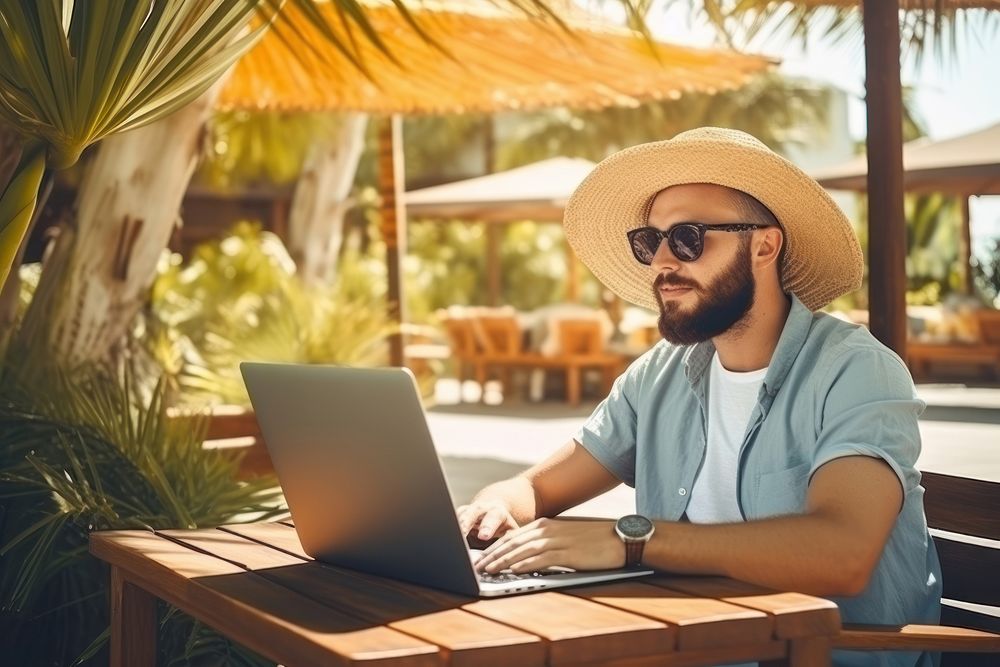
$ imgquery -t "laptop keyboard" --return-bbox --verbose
[469,550,574,584]
[478,570,568,584]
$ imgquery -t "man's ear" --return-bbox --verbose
[754,227,784,269]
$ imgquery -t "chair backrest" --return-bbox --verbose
[177,406,274,480]
[440,316,480,360]
[921,471,1000,634]
[473,313,523,356]
[555,318,606,356]
[975,309,1000,345]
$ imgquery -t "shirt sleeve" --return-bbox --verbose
[811,345,926,498]
[574,354,646,487]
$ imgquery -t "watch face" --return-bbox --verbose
[617,514,653,539]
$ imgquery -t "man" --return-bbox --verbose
[458,128,942,667]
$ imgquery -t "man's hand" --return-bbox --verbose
[457,499,520,542]
[474,518,625,574]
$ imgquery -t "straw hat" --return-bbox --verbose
[563,127,864,312]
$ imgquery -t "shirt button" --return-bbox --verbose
[678,488,687,496]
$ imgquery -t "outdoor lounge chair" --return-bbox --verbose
[907,309,1000,382]
[471,311,622,405]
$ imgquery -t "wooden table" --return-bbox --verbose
[91,522,841,667]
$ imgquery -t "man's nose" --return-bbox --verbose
[650,238,679,273]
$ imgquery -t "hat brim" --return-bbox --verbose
[563,132,864,312]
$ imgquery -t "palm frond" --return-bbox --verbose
[0,0,270,169]
[0,358,285,664]
[682,0,1000,65]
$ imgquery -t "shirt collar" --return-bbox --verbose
[683,293,813,401]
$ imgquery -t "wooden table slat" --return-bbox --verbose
[222,521,311,559]
[92,526,841,667]
[91,531,441,667]
[463,591,673,665]
[167,526,546,667]
[648,576,841,639]
[567,581,774,650]
[556,640,787,667]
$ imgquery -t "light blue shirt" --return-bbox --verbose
[576,294,942,667]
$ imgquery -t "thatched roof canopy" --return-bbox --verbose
[218,1,773,115]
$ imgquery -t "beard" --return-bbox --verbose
[655,242,755,346]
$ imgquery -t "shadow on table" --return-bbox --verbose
[197,560,475,633]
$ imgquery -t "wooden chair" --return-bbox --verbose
[471,310,528,395]
[834,471,1000,664]
[401,322,451,376]
[202,406,274,480]
[470,312,623,405]
[907,309,1000,381]
[975,309,1000,346]
[554,318,623,405]
[439,312,487,388]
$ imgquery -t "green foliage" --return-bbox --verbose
[0,0,268,170]
[492,73,833,169]
[501,221,585,311]
[147,221,395,406]
[676,1,998,68]
[972,238,1000,304]
[404,221,487,319]
[836,190,968,310]
[905,192,963,302]
[0,142,45,289]
[0,361,284,666]
[196,111,345,190]
[402,219,605,319]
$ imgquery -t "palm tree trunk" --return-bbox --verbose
[287,113,368,287]
[19,82,225,368]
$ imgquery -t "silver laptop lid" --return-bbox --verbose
[240,362,480,596]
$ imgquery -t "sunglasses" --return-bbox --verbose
[626,222,769,265]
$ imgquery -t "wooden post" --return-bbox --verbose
[566,239,580,302]
[110,566,157,667]
[863,0,907,358]
[959,195,973,294]
[487,223,502,306]
[271,195,288,242]
[378,115,407,367]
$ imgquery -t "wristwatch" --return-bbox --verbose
[614,514,655,567]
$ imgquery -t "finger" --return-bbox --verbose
[475,533,515,571]
[508,552,560,574]
[484,540,553,574]
[477,508,513,540]
[456,506,475,534]
[478,529,546,570]
[459,506,493,536]
[479,525,539,559]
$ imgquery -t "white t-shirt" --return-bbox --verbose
[685,352,768,524]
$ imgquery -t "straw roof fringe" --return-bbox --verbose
[218,0,774,115]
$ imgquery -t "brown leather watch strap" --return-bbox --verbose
[625,539,645,567]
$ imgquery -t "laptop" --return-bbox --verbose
[240,362,653,597]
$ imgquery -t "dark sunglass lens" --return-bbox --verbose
[669,224,703,261]
[630,228,662,264]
